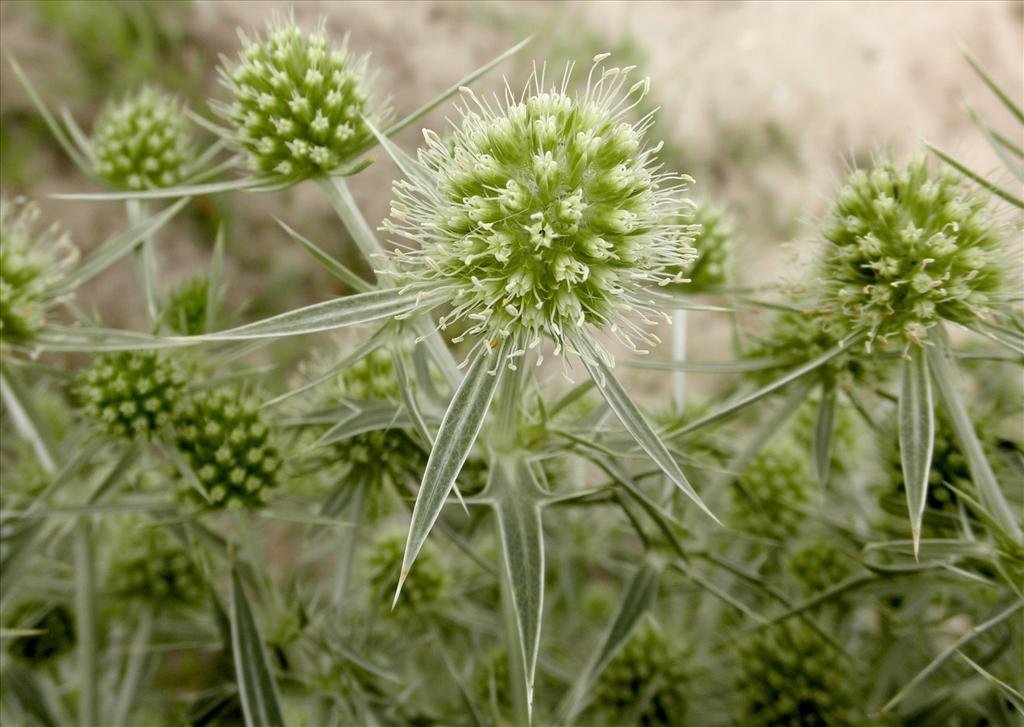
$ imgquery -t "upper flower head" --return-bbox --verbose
[385,57,697,362]
[91,87,196,190]
[0,199,77,347]
[818,153,1007,352]
[214,15,385,180]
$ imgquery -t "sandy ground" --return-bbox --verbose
[1,0,1021,390]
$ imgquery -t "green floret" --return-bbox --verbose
[0,199,77,347]
[173,387,282,509]
[732,440,812,540]
[594,619,688,726]
[737,623,858,727]
[91,86,195,190]
[787,539,855,594]
[214,16,386,180]
[818,154,1008,353]
[106,515,202,605]
[75,351,187,440]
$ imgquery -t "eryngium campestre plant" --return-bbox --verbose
[105,516,202,605]
[214,16,385,180]
[0,199,77,347]
[818,153,1007,352]
[736,622,857,727]
[731,439,811,541]
[593,619,688,726]
[74,351,187,440]
[91,86,196,190]
[173,387,281,509]
[385,57,697,361]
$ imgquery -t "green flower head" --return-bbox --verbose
[737,623,857,727]
[732,439,812,541]
[75,351,187,440]
[92,86,196,190]
[173,387,282,509]
[6,602,75,664]
[675,199,734,292]
[369,531,447,612]
[594,619,688,726]
[164,274,211,336]
[787,539,855,594]
[386,57,697,363]
[215,15,385,180]
[338,347,399,400]
[0,199,77,347]
[105,515,202,605]
[819,154,1008,352]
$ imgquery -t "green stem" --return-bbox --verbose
[498,517,531,727]
[75,518,97,727]
[111,606,154,727]
[331,478,366,606]
[316,176,462,389]
[671,309,687,413]
[126,199,159,325]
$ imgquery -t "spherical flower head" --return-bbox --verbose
[787,539,854,594]
[670,199,734,292]
[594,619,688,726]
[747,305,888,389]
[91,87,195,190]
[368,531,447,613]
[338,347,399,400]
[6,602,75,664]
[164,274,211,336]
[173,387,282,509]
[386,58,697,361]
[819,154,1007,353]
[74,351,187,440]
[215,16,385,180]
[731,440,812,540]
[105,515,202,605]
[0,199,77,347]
[737,623,857,727]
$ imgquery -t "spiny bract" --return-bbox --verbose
[75,351,187,440]
[0,199,77,346]
[819,154,1006,352]
[594,619,688,726]
[91,87,195,190]
[105,516,202,605]
[736,622,857,727]
[386,57,697,362]
[215,16,383,180]
[731,439,812,541]
[173,387,281,509]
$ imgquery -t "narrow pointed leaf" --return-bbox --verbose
[54,197,190,294]
[191,287,437,341]
[206,225,226,334]
[491,456,546,721]
[395,338,510,605]
[52,176,272,201]
[30,326,180,352]
[962,44,1024,123]
[0,364,60,474]
[576,338,718,524]
[813,383,838,488]
[624,357,788,374]
[275,218,371,293]
[229,567,285,727]
[927,334,1023,542]
[899,352,934,559]
[926,141,1023,209]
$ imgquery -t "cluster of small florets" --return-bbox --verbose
[732,440,812,540]
[215,17,383,179]
[6,602,75,664]
[0,199,77,346]
[787,539,854,594]
[173,387,281,509]
[818,154,1005,352]
[386,58,697,361]
[106,516,202,605]
[368,532,447,612]
[736,623,857,727]
[338,348,399,400]
[674,199,734,292]
[75,351,187,440]
[164,274,211,336]
[746,306,887,389]
[91,87,195,190]
[594,619,688,726]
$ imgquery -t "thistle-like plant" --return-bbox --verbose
[91,87,196,191]
[731,439,811,541]
[213,15,386,181]
[0,199,77,347]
